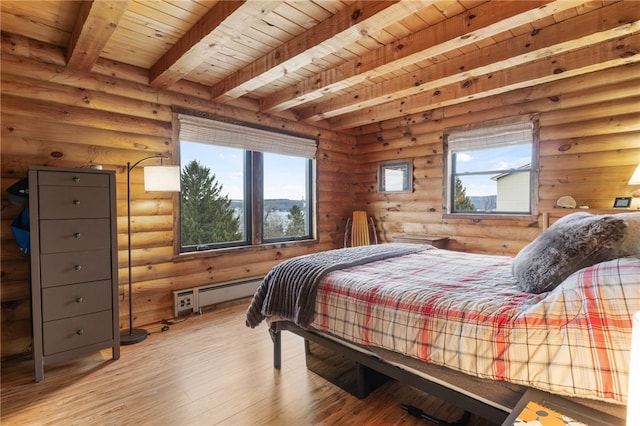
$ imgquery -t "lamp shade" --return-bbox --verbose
[629,312,640,426]
[143,165,181,192]
[629,164,640,185]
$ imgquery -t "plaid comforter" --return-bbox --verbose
[310,247,640,404]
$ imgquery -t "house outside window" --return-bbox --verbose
[445,120,536,215]
[178,113,317,252]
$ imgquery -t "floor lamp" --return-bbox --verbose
[121,155,181,345]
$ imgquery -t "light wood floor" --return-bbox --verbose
[1,299,498,426]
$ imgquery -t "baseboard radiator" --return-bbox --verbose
[173,276,263,317]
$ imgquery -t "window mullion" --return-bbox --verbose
[456,168,531,177]
[251,151,263,244]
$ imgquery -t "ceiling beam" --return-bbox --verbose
[353,63,640,138]
[323,33,640,130]
[260,0,580,114]
[298,1,640,122]
[66,0,129,70]
[210,0,434,103]
[149,1,283,89]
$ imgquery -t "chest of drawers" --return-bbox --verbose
[29,166,119,381]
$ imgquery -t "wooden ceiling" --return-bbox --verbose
[1,0,639,134]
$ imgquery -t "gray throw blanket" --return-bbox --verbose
[245,243,429,328]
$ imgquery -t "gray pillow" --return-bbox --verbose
[512,212,628,294]
[616,212,640,255]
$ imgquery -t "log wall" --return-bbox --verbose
[2,31,639,359]
[354,62,640,255]
[0,33,356,358]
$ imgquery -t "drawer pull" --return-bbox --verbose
[76,297,84,303]
[74,265,82,271]
[73,232,82,239]
[76,329,84,336]
[72,177,81,183]
[72,200,81,206]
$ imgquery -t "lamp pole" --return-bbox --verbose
[121,155,168,345]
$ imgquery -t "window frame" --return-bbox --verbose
[378,159,413,193]
[175,112,318,255]
[443,117,539,218]
[253,151,315,245]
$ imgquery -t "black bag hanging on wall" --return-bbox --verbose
[7,178,28,208]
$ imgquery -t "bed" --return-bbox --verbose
[246,212,640,423]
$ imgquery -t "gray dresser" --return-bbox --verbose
[28,166,119,381]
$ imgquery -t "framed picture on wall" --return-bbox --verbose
[379,160,413,193]
[613,197,632,208]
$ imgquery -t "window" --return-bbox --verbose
[178,113,316,252]
[379,160,412,192]
[445,120,536,215]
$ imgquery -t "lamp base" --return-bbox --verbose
[120,328,148,345]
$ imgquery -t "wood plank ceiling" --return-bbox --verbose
[1,0,639,134]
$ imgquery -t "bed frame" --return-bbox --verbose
[269,323,626,425]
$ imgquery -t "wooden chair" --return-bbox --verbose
[344,211,378,247]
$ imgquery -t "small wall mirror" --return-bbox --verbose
[379,160,412,192]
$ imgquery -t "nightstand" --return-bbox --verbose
[502,389,624,426]
[393,235,449,249]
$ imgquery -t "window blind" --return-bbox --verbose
[447,121,533,152]
[178,114,317,158]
